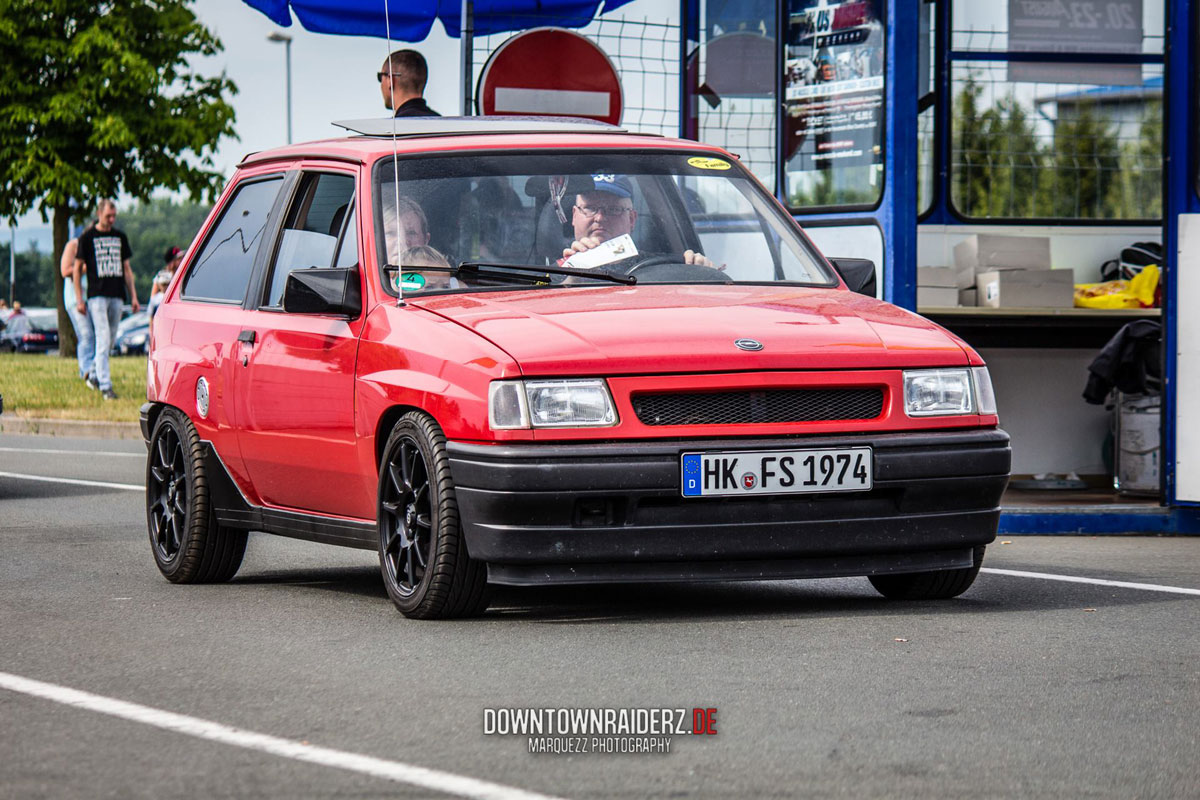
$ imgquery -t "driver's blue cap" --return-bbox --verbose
[590,174,633,199]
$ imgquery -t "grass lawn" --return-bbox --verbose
[0,353,146,422]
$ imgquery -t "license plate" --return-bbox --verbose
[681,447,872,497]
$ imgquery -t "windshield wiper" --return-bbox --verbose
[383,262,635,286]
[457,261,637,285]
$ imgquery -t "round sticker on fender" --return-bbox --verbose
[687,156,731,171]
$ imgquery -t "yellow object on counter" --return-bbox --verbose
[1074,263,1159,309]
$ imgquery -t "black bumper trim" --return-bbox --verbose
[487,547,974,586]
[447,429,1009,573]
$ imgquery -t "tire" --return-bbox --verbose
[146,407,247,583]
[377,411,488,619]
[868,546,985,600]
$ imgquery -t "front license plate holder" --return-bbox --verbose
[681,447,873,498]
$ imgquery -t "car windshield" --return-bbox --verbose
[373,151,835,295]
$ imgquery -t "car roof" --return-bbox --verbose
[238,117,732,168]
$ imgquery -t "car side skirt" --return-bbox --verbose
[200,440,376,550]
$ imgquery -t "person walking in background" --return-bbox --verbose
[60,228,95,385]
[73,199,137,400]
[147,245,183,318]
[379,49,439,117]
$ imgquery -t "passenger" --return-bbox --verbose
[382,194,431,265]
[398,245,453,291]
[560,174,715,268]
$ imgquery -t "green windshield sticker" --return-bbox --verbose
[397,272,427,292]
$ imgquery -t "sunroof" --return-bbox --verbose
[332,116,636,138]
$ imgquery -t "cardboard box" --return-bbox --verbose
[976,269,1074,309]
[917,287,960,307]
[958,287,977,307]
[917,266,958,288]
[954,234,1052,279]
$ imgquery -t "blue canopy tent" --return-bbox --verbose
[243,0,635,113]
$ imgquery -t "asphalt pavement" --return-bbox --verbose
[1,432,1198,799]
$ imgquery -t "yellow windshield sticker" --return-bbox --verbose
[687,156,731,171]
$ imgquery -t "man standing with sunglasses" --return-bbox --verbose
[378,49,440,118]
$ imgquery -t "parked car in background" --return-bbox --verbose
[143,117,1010,620]
[0,307,59,353]
[112,311,150,355]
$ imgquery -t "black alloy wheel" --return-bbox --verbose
[145,407,246,583]
[378,412,488,619]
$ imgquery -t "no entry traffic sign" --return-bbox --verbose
[477,28,624,126]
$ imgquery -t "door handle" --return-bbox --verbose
[237,329,255,366]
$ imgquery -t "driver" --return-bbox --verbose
[560,174,715,268]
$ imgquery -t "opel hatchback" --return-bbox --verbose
[143,118,1009,619]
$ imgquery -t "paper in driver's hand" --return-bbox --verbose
[562,234,638,270]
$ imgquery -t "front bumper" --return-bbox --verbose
[448,428,1010,586]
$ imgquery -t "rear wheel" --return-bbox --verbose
[146,407,247,583]
[868,546,985,600]
[378,412,488,619]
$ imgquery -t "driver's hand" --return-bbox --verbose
[684,249,722,269]
[562,236,603,260]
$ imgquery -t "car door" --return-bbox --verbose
[231,167,371,519]
[167,171,290,492]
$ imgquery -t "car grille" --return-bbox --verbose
[631,388,884,426]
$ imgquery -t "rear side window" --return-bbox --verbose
[182,176,284,303]
[263,172,357,307]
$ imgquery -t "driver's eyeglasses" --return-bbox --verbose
[574,204,633,219]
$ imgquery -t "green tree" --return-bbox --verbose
[119,198,212,299]
[0,243,55,308]
[1046,100,1122,219]
[0,0,236,356]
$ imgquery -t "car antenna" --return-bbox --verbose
[382,0,405,306]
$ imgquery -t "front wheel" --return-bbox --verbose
[377,412,488,619]
[868,546,985,600]
[146,407,247,583]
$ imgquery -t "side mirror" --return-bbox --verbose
[828,257,878,297]
[282,267,361,316]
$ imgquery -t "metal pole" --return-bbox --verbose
[285,38,293,144]
[8,226,14,306]
[461,0,474,115]
[267,32,294,143]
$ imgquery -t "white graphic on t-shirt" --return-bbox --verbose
[94,238,124,278]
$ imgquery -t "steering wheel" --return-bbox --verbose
[621,253,730,283]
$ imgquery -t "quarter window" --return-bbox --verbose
[182,176,283,303]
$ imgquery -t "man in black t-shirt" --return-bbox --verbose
[73,199,138,400]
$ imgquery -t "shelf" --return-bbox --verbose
[918,306,1161,348]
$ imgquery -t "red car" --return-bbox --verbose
[142,118,1009,619]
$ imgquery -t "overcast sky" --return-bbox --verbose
[11,0,584,246]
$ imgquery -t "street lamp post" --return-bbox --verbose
[267,32,293,144]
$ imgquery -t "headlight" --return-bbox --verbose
[903,368,974,416]
[129,333,147,346]
[489,379,618,429]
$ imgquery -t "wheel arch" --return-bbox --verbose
[374,404,427,470]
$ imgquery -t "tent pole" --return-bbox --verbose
[460,0,474,115]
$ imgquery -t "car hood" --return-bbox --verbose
[410,284,972,375]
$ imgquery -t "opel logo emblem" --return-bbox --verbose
[734,338,763,351]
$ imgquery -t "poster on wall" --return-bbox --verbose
[784,0,885,181]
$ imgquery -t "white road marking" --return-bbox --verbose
[0,471,142,492]
[0,671,565,800]
[0,446,142,458]
[982,568,1200,596]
